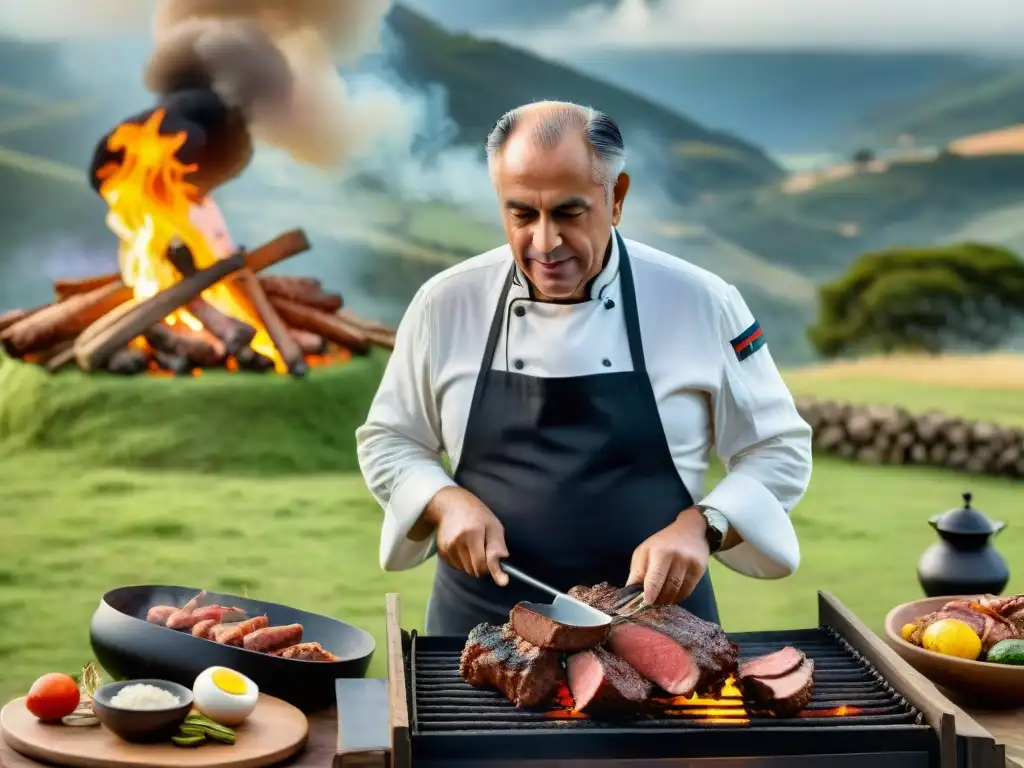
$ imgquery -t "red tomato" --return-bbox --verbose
[26,673,80,721]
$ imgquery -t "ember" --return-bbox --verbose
[0,107,394,376]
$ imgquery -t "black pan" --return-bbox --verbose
[89,584,375,712]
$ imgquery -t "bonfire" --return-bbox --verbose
[0,108,394,377]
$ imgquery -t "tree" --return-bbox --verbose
[807,243,1024,358]
[851,148,875,166]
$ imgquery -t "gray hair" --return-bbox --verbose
[485,101,626,187]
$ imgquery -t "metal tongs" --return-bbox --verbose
[500,563,652,628]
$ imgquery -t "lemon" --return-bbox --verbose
[900,623,917,642]
[921,618,982,660]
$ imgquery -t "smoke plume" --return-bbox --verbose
[146,0,406,167]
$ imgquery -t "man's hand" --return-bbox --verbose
[626,507,710,605]
[422,487,509,586]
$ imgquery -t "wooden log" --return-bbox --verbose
[287,328,326,356]
[167,245,257,354]
[235,346,274,372]
[259,276,342,313]
[74,251,246,372]
[44,343,80,373]
[236,268,308,377]
[0,307,42,333]
[145,322,226,367]
[54,274,121,300]
[244,229,310,273]
[106,347,150,375]
[1,283,133,356]
[338,308,395,335]
[153,349,192,375]
[269,297,370,353]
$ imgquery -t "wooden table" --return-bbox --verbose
[969,708,1024,768]
[2,698,1021,767]
[0,709,338,768]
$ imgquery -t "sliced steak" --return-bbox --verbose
[738,646,805,680]
[738,658,815,717]
[568,582,621,613]
[606,606,738,697]
[567,647,652,713]
[511,603,609,652]
[460,622,564,708]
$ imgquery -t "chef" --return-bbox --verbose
[356,100,813,635]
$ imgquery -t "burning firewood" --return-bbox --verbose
[1,226,396,377]
[145,322,226,368]
[53,274,122,301]
[337,308,396,350]
[259,276,343,313]
[106,347,151,375]
[235,267,308,377]
[0,282,133,357]
[166,245,257,355]
[0,308,39,333]
[269,297,371,354]
[73,251,247,372]
[287,328,326,356]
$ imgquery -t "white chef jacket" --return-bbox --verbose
[356,229,812,580]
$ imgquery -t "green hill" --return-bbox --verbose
[700,153,1024,278]
[851,69,1024,147]
[384,5,784,199]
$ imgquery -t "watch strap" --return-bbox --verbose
[698,505,729,554]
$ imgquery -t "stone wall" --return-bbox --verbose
[796,398,1024,478]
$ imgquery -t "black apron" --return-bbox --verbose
[426,232,718,635]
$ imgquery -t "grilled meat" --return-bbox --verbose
[738,647,806,680]
[271,642,341,662]
[210,615,270,646]
[570,582,738,697]
[146,606,176,625]
[567,647,652,713]
[510,603,609,652]
[460,622,564,708]
[738,658,815,716]
[191,619,218,638]
[243,623,303,653]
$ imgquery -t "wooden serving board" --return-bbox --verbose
[0,694,307,768]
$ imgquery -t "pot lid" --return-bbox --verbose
[929,492,1004,535]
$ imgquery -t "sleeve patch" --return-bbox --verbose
[730,320,765,361]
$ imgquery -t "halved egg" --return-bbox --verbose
[192,666,259,726]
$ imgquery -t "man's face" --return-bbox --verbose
[493,130,630,301]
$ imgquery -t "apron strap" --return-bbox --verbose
[615,230,647,374]
[467,265,516,424]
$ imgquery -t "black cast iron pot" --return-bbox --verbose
[90,585,375,712]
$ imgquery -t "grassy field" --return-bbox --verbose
[0,353,1022,703]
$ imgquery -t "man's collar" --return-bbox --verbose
[512,228,621,301]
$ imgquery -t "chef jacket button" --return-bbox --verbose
[602,358,612,367]
[514,359,524,370]
[513,305,525,317]
[604,299,615,309]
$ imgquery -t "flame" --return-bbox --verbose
[548,676,750,723]
[96,108,283,371]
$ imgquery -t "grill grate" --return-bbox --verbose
[409,627,923,732]
[405,627,936,763]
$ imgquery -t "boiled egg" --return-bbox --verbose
[192,666,259,726]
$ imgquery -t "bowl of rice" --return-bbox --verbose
[92,679,193,743]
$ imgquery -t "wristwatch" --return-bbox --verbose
[697,505,730,555]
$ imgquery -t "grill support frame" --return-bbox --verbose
[383,592,1006,768]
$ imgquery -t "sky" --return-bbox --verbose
[482,0,1024,52]
[2,0,1023,53]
